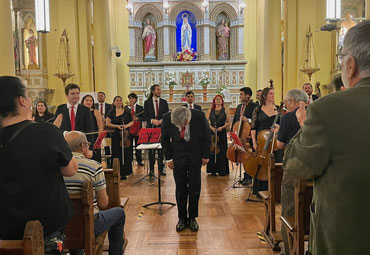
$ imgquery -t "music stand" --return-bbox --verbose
[134,128,163,184]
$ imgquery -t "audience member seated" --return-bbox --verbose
[276,89,308,255]
[64,131,125,255]
[0,76,77,254]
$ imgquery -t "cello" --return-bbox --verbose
[243,102,283,181]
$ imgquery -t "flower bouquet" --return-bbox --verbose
[165,72,177,87]
[176,49,197,61]
[199,73,210,87]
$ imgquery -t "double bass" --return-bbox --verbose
[243,102,283,181]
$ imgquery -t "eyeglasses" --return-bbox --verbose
[337,53,348,65]
[83,142,91,147]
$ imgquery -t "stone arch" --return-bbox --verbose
[169,2,203,21]
[135,3,162,22]
[210,3,238,21]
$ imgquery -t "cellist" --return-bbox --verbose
[231,87,257,184]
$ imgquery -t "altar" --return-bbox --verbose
[127,0,247,108]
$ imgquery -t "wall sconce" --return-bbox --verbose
[326,0,341,20]
[239,2,246,15]
[202,1,209,14]
[126,3,133,15]
[35,0,50,32]
[163,2,169,14]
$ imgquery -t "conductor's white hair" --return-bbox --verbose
[171,106,191,128]
[285,89,309,103]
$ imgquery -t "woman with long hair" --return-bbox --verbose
[205,95,231,176]
[250,87,281,195]
[106,96,134,179]
[81,94,103,162]
[34,101,54,123]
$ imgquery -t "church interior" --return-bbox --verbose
[1,0,369,254]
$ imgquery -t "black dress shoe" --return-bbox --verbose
[120,176,127,180]
[176,219,186,232]
[138,162,144,166]
[189,218,199,232]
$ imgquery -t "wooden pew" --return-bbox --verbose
[64,181,106,255]
[280,180,313,255]
[0,221,44,255]
[259,153,284,251]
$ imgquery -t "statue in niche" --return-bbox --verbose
[181,13,192,51]
[142,18,156,59]
[216,19,231,60]
[25,29,38,66]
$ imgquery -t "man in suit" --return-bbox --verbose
[127,92,144,166]
[232,87,257,184]
[302,83,319,104]
[161,106,211,232]
[255,89,262,106]
[283,20,370,255]
[95,91,113,119]
[143,84,169,176]
[183,90,202,110]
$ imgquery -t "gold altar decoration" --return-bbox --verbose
[54,29,74,86]
[180,71,194,91]
[300,25,320,81]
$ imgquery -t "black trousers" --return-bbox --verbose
[129,135,142,163]
[149,149,164,172]
[173,158,201,219]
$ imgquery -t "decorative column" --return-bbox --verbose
[162,2,171,61]
[0,0,15,76]
[93,0,115,98]
[209,21,217,61]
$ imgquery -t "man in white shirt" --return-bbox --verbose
[183,91,202,111]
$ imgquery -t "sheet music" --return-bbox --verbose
[136,143,162,150]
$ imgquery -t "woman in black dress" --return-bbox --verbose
[81,94,103,162]
[34,101,54,123]
[206,95,231,176]
[106,96,134,180]
[250,87,281,195]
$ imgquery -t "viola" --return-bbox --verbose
[210,126,220,157]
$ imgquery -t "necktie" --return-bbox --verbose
[240,104,246,117]
[70,105,75,131]
[155,99,159,118]
[180,126,185,140]
[131,106,135,117]
[189,104,193,109]
[100,103,103,115]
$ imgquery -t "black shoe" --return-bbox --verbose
[138,162,144,166]
[242,179,252,186]
[176,219,186,232]
[211,173,217,176]
[189,218,199,232]
[160,170,166,176]
[120,176,127,180]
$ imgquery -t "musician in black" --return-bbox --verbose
[143,84,169,176]
[106,96,134,179]
[231,87,257,184]
[34,100,54,123]
[126,93,144,166]
[183,90,202,110]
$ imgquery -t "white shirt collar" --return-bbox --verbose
[67,102,78,110]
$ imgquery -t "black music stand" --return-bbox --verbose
[134,128,163,184]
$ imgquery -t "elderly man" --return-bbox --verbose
[276,89,308,255]
[161,107,211,232]
[64,131,125,255]
[283,21,370,255]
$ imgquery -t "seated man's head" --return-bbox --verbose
[171,106,191,128]
[284,89,309,112]
[65,131,90,157]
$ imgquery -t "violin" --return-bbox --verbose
[227,102,252,163]
[119,114,131,148]
[243,102,284,181]
[210,125,220,159]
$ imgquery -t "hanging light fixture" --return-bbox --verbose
[35,0,50,32]
[326,0,341,20]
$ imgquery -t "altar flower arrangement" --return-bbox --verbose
[165,72,177,87]
[216,84,229,95]
[176,49,197,61]
[199,72,210,87]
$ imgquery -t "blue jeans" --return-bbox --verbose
[95,207,125,255]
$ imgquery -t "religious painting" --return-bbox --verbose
[176,11,197,54]
[142,14,157,62]
[216,13,230,60]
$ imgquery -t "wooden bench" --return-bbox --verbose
[259,153,284,251]
[0,221,44,255]
[64,181,106,255]
[280,180,313,255]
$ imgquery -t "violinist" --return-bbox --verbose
[277,89,308,255]
[126,93,144,166]
[231,87,257,184]
[206,95,231,176]
[250,87,280,194]
[106,96,134,180]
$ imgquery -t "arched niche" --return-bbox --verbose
[210,3,238,22]
[176,11,197,53]
[169,2,203,21]
[134,4,162,22]
[22,15,39,69]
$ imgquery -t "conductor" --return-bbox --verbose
[161,107,211,232]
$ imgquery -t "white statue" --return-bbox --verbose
[181,13,192,51]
